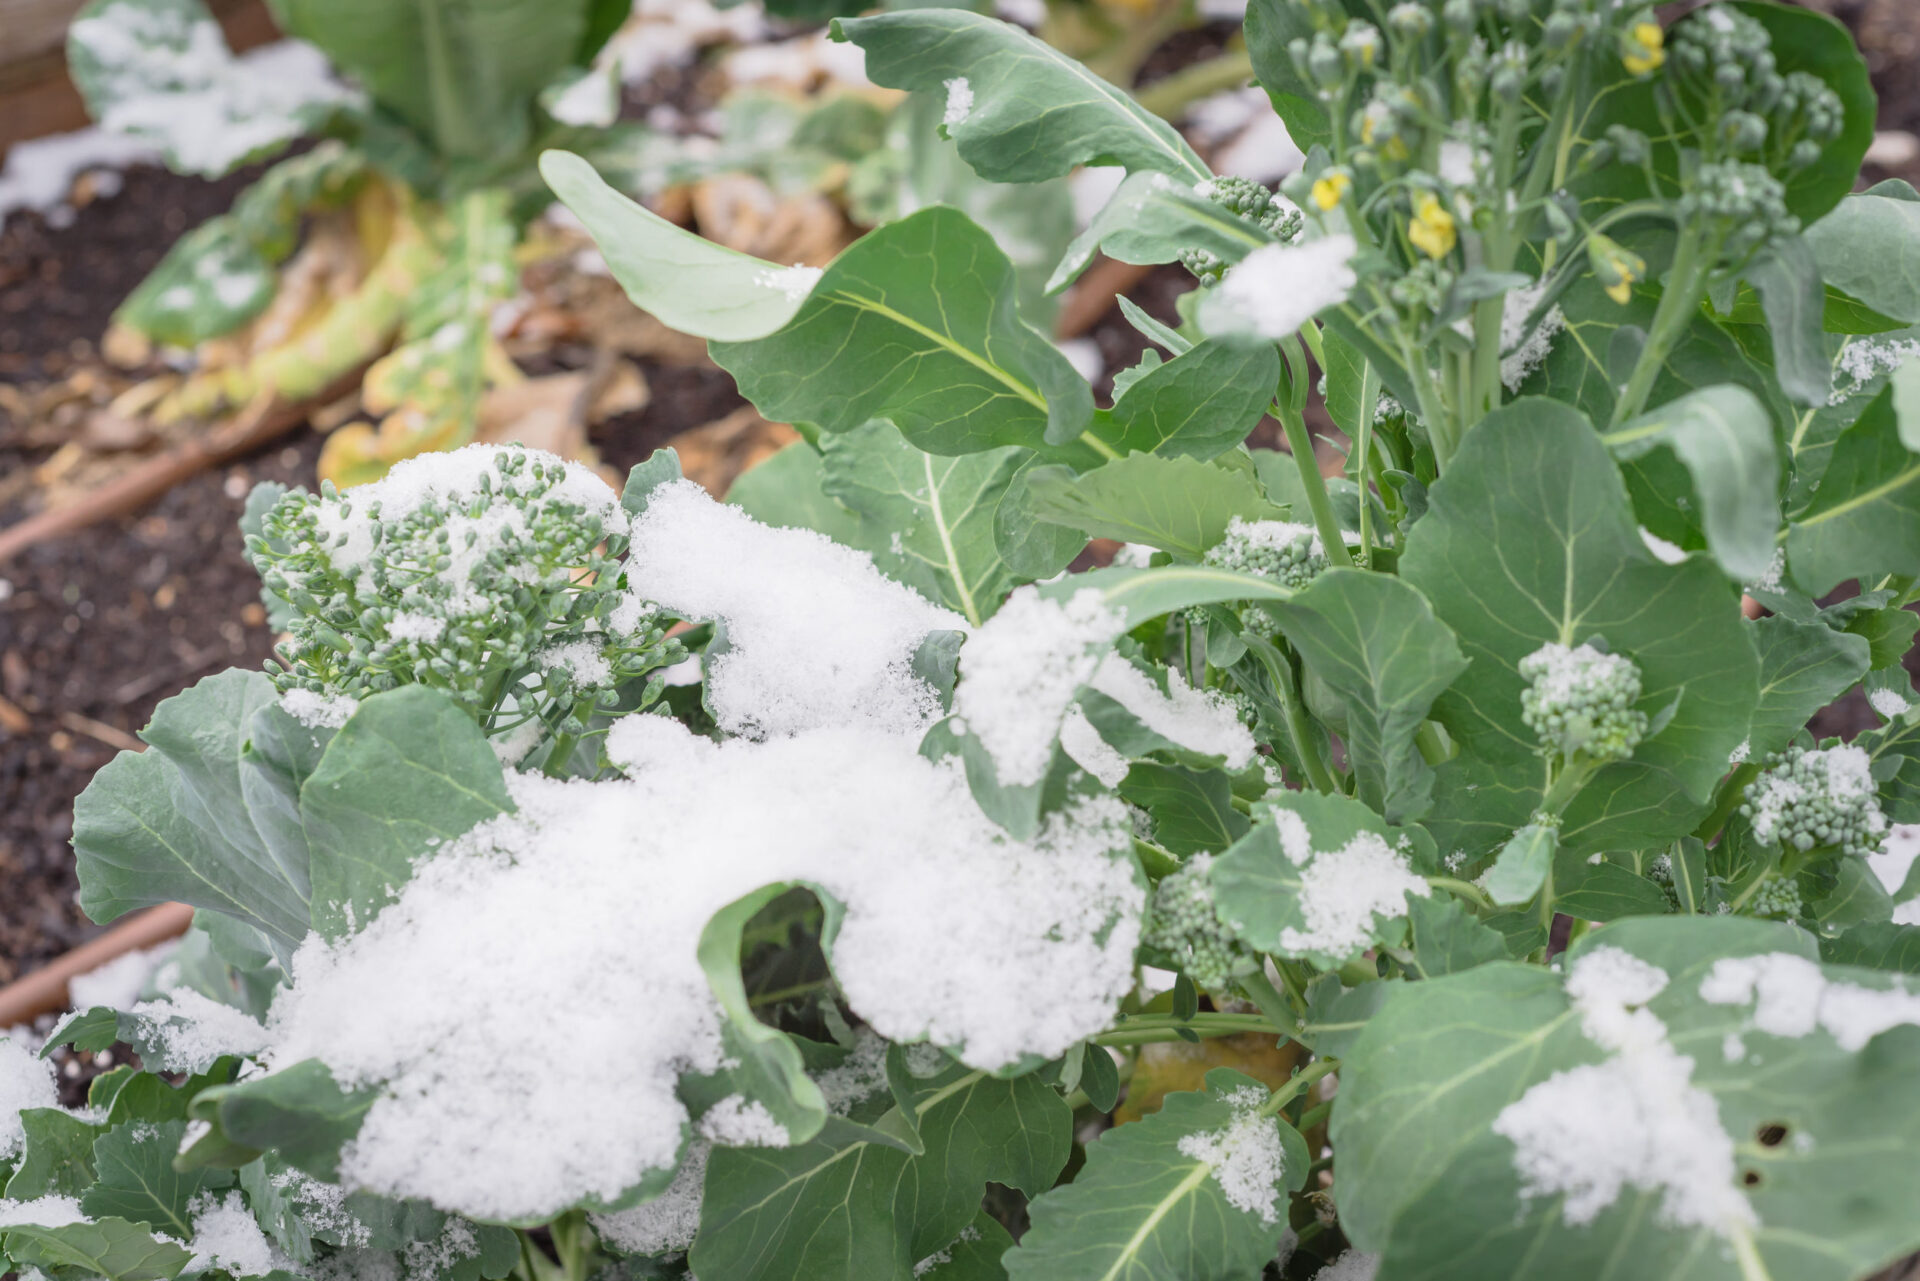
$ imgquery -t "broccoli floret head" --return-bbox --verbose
[1677,159,1798,259]
[1645,852,1682,910]
[1201,519,1328,638]
[1518,641,1649,764]
[1668,5,1842,180]
[1180,178,1304,284]
[247,445,683,733]
[1742,873,1804,922]
[1740,743,1888,860]
[1142,854,1257,992]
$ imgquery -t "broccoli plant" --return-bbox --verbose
[9,3,1920,1280]
[64,0,632,486]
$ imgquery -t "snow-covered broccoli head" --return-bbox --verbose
[1740,744,1888,860]
[1180,177,1303,285]
[1142,855,1257,993]
[246,444,682,730]
[1518,641,1649,764]
[1201,519,1328,639]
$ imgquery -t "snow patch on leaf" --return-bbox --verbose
[267,722,1139,1220]
[1175,1085,1288,1225]
[1492,946,1753,1235]
[951,586,1127,786]
[623,479,962,739]
[1267,810,1429,958]
[1700,952,1920,1051]
[0,1035,57,1160]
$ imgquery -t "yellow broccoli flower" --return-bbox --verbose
[1313,171,1353,211]
[1409,193,1457,259]
[1623,22,1665,76]
[1588,232,1646,304]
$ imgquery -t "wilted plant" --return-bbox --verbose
[64,0,634,486]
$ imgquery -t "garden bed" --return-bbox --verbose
[0,26,1234,983]
[5,0,1916,982]
[2,1,1920,1278]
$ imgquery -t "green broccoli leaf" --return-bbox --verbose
[1006,1068,1304,1281]
[831,10,1208,186]
[1268,570,1469,825]
[1022,453,1285,561]
[300,686,512,940]
[1211,789,1438,967]
[1334,915,1920,1281]
[1119,764,1250,858]
[73,671,312,964]
[1600,385,1782,582]
[691,1062,1069,1281]
[1747,615,1871,761]
[821,422,1028,627]
[82,1119,235,1239]
[711,207,1100,463]
[1,1216,194,1280]
[1400,399,1759,857]
[1786,387,1920,595]
[4,1109,107,1199]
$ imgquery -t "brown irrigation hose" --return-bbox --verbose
[0,902,195,1028]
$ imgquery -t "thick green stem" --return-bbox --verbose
[1695,762,1762,843]
[1353,361,1380,565]
[1427,876,1494,909]
[1239,966,1306,1032]
[1250,641,1339,795]
[1609,224,1719,429]
[1296,1099,1334,1132]
[1279,406,1354,570]
[1258,1056,1341,1118]
[1538,755,1601,819]
[1134,48,1255,120]
[1397,335,1455,469]
[1094,1012,1275,1048]
[542,732,579,779]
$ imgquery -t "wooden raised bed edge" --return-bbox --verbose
[0,901,194,1028]
[0,0,278,155]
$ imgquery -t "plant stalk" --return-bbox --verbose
[1258,1056,1341,1118]
[1134,48,1255,121]
[1278,406,1355,571]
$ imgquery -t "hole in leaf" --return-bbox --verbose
[1757,1123,1789,1148]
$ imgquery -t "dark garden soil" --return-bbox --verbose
[3,1,1920,989]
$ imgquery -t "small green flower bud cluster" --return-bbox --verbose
[1179,178,1302,284]
[1387,3,1433,40]
[1740,743,1888,859]
[1677,160,1797,261]
[1221,687,1262,731]
[1202,519,1328,638]
[1518,641,1649,763]
[1668,6,1843,174]
[1581,123,1651,173]
[1388,257,1455,315]
[1143,855,1257,992]
[1645,852,1681,910]
[1742,873,1804,923]
[247,446,684,736]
